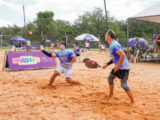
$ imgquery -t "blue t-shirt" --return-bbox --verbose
[134,42,140,52]
[10,45,15,49]
[55,50,75,69]
[74,46,80,55]
[153,33,158,43]
[109,40,130,70]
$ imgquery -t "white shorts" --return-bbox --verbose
[56,65,72,78]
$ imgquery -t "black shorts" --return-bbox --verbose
[157,42,160,46]
[76,54,80,57]
[111,69,129,79]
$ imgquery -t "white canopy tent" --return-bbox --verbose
[129,3,160,24]
[127,2,160,45]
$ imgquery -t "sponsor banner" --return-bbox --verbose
[21,45,40,50]
[7,52,56,70]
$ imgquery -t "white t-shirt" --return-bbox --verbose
[51,43,54,47]
[27,40,31,46]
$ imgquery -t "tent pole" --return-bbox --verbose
[104,0,109,31]
[127,19,129,50]
[23,0,27,40]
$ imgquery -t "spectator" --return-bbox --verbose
[129,47,134,62]
[18,42,22,48]
[50,42,55,50]
[134,38,140,63]
[26,39,31,52]
[99,43,106,52]
[85,41,90,50]
[10,42,16,51]
[73,42,80,62]
[153,31,158,50]
[155,34,160,56]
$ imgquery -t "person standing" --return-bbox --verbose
[26,39,31,52]
[103,30,135,105]
[85,41,90,50]
[10,42,16,51]
[73,42,81,62]
[50,42,55,50]
[85,41,90,56]
[129,47,135,62]
[134,38,140,63]
[100,44,105,51]
[155,34,160,56]
[153,31,158,50]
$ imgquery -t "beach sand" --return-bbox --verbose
[0,51,160,120]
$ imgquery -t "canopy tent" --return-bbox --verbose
[128,37,149,49]
[129,2,160,24]
[127,2,160,47]
[10,36,26,42]
[75,34,99,42]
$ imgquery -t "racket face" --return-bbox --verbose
[85,61,101,68]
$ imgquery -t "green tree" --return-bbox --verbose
[35,11,58,44]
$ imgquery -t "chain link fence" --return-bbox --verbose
[128,19,160,46]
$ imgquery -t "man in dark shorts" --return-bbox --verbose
[103,30,135,105]
[73,42,80,62]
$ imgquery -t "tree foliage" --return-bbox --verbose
[0,8,158,47]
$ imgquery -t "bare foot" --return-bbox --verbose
[71,81,82,85]
[131,103,136,107]
[41,85,54,89]
[104,95,113,99]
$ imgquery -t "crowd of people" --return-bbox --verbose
[9,30,160,64]
[127,31,160,63]
[128,38,140,63]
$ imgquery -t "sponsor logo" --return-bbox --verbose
[12,56,40,65]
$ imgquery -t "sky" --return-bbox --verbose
[0,0,160,27]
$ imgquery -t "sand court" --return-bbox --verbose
[0,51,160,120]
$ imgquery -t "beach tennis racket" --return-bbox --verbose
[83,58,101,68]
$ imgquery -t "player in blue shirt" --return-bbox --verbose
[40,43,80,86]
[73,42,80,62]
[103,30,135,105]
